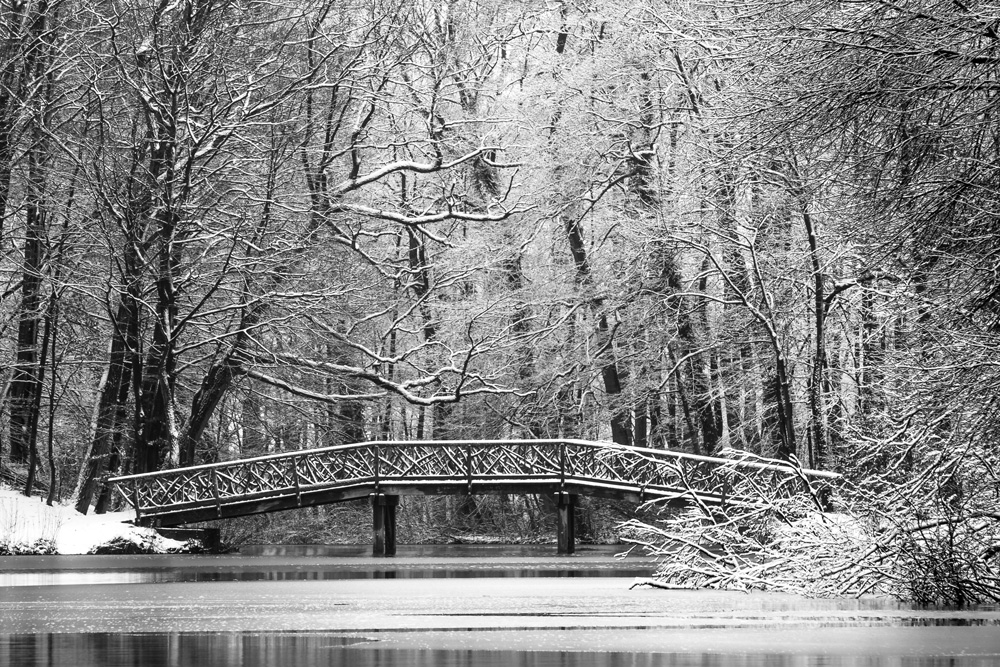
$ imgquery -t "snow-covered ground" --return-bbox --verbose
[0,488,186,555]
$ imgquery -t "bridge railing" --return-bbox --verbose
[107,439,839,521]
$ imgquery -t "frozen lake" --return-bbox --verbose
[1,545,998,666]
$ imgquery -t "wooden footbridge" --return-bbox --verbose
[107,439,837,555]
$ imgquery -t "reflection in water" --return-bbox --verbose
[0,566,652,587]
[0,544,653,587]
[1,633,991,667]
[237,544,639,558]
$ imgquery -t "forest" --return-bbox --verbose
[0,0,998,603]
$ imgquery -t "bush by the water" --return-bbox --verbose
[0,538,56,556]
[624,446,1000,607]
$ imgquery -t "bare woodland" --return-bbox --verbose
[1,0,998,603]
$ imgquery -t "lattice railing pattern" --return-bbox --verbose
[378,444,466,479]
[108,440,837,519]
[566,443,712,491]
[469,442,563,478]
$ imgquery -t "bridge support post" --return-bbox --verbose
[556,492,576,555]
[371,493,399,556]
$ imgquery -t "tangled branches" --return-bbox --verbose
[623,448,1000,606]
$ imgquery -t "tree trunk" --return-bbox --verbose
[133,108,181,470]
[668,345,701,455]
[564,214,631,445]
[181,352,244,465]
[503,246,541,436]
[803,206,828,468]
[858,286,880,412]
[8,1,52,464]
[8,190,45,464]
[773,352,797,461]
[634,399,648,448]
[74,300,138,512]
[0,0,33,301]
[44,286,59,505]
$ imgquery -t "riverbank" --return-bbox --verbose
[0,489,185,555]
[0,486,626,555]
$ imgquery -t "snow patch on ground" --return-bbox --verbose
[0,489,186,554]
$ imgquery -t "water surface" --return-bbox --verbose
[4,629,999,667]
[2,544,997,666]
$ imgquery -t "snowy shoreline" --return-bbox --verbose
[0,489,187,555]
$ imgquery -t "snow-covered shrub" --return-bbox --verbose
[624,444,1000,605]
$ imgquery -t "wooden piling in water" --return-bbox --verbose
[371,493,399,556]
[556,492,576,555]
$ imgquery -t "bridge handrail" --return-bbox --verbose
[107,438,838,485]
[105,439,842,524]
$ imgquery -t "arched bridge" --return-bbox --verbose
[107,439,837,555]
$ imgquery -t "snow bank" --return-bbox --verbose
[0,489,186,555]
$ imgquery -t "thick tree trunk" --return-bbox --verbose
[135,231,180,473]
[181,352,244,465]
[0,0,32,290]
[132,98,180,469]
[181,152,289,461]
[634,399,648,448]
[74,300,137,512]
[9,4,52,464]
[135,345,178,473]
[694,350,722,454]
[9,205,44,463]
[597,314,631,445]
[774,352,797,461]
